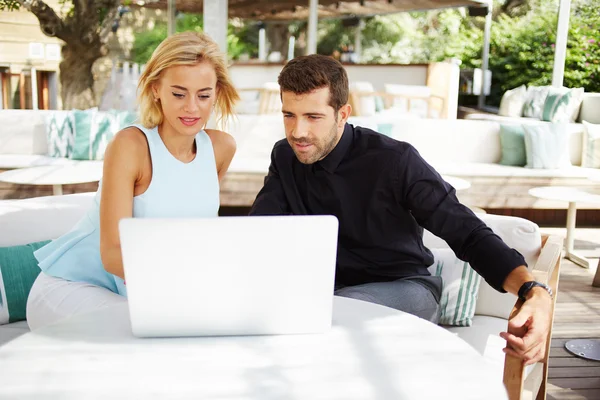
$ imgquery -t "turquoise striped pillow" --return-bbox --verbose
[0,241,49,324]
[429,248,482,327]
[541,87,584,123]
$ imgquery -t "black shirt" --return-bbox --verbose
[249,123,525,292]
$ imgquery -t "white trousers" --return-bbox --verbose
[26,272,127,331]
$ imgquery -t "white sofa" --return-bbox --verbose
[2,108,597,179]
[221,113,598,180]
[465,92,600,126]
[0,193,550,375]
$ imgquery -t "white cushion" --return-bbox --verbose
[432,162,594,179]
[0,193,95,247]
[0,110,51,155]
[223,114,285,174]
[523,86,550,119]
[465,114,541,124]
[386,118,503,164]
[350,81,377,116]
[498,85,527,117]
[578,93,600,124]
[424,213,541,319]
[582,121,600,168]
[0,320,29,347]
[384,84,430,117]
[0,154,80,169]
[523,123,572,169]
[446,315,536,379]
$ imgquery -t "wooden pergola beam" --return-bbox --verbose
[134,0,487,21]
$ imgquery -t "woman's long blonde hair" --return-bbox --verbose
[137,31,239,128]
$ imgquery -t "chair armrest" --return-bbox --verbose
[503,234,563,400]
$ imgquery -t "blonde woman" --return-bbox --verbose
[27,32,240,330]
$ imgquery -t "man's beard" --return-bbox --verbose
[292,121,339,165]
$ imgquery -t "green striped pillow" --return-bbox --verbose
[0,241,49,324]
[429,248,482,327]
[45,111,75,158]
[541,87,584,123]
[70,109,138,161]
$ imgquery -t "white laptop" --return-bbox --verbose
[119,215,339,338]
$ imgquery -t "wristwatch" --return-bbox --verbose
[518,281,553,302]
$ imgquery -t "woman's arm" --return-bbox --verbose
[99,128,146,279]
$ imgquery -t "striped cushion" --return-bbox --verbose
[45,111,75,158]
[522,86,550,119]
[541,87,584,123]
[428,248,482,327]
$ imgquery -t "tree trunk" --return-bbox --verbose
[60,45,102,110]
[14,0,120,110]
[266,22,290,60]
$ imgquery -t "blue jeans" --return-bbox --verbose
[334,276,442,323]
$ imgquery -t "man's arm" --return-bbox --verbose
[394,145,523,291]
[395,145,552,365]
[500,266,553,365]
[249,146,291,216]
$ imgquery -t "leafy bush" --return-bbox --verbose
[130,14,259,64]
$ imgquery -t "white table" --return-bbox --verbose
[0,297,507,400]
[442,175,471,191]
[529,186,600,269]
[0,162,103,195]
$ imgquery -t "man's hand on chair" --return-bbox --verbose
[500,287,553,365]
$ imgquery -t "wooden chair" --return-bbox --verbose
[236,84,281,115]
[503,234,563,400]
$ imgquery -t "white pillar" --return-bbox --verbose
[31,67,38,110]
[354,18,365,63]
[307,0,318,55]
[552,0,571,88]
[288,36,296,61]
[203,0,229,55]
[167,0,176,36]
[478,4,492,109]
[259,28,267,61]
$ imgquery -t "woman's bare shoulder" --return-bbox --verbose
[205,129,236,154]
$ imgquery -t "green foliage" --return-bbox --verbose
[131,14,259,64]
[0,0,20,11]
[445,0,600,105]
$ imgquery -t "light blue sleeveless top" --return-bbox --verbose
[34,124,220,296]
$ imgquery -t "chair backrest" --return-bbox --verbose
[258,82,282,115]
[503,234,562,400]
[349,81,377,116]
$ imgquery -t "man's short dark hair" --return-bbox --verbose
[277,54,349,112]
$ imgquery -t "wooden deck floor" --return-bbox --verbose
[541,228,600,400]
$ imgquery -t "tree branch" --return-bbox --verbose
[98,0,120,42]
[16,0,67,39]
[72,0,89,21]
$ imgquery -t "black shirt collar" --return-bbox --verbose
[317,123,353,173]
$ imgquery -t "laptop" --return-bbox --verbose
[118,215,339,338]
